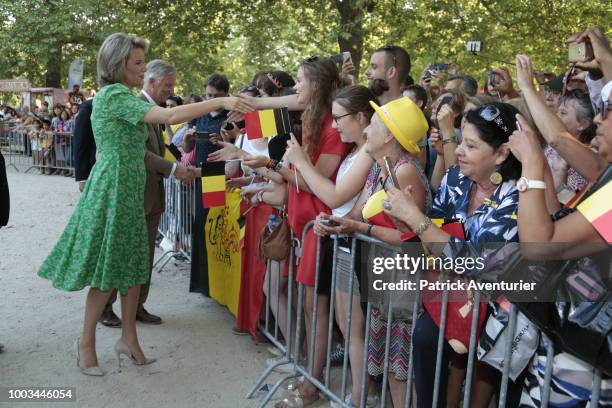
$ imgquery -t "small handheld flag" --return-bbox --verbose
[577,180,612,243]
[245,107,291,140]
[201,161,226,208]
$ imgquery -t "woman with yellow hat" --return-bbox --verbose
[320,96,431,407]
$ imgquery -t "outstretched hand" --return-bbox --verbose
[207,140,242,162]
[515,54,535,91]
[242,154,270,169]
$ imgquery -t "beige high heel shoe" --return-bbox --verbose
[74,338,104,376]
[114,339,156,368]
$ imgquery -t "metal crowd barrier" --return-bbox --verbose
[246,220,605,408]
[154,177,196,272]
[2,127,75,175]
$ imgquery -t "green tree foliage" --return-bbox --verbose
[0,0,609,96]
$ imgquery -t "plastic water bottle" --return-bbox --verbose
[267,214,280,233]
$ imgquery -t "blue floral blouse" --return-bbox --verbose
[429,165,519,245]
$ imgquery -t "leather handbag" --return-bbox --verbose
[259,214,291,261]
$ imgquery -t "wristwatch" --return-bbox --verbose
[516,177,546,192]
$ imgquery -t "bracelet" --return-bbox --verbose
[265,159,278,170]
[442,136,457,145]
[366,224,373,236]
[273,160,284,172]
[414,217,432,235]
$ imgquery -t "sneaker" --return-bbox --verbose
[266,356,294,374]
[329,393,379,408]
[329,343,345,366]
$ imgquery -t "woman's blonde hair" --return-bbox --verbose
[97,33,149,87]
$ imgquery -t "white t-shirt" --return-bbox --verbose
[332,149,360,217]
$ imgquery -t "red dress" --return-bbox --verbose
[287,115,348,286]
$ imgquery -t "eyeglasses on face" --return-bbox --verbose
[332,112,353,124]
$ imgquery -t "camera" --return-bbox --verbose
[466,41,483,53]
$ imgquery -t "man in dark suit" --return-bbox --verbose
[73,99,96,192]
[97,60,196,327]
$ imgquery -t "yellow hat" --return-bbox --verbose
[369,97,428,154]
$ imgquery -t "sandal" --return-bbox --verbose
[274,391,319,408]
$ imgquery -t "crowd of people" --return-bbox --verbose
[1,86,87,175]
[201,28,610,408]
[3,25,609,408]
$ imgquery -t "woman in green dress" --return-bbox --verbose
[38,32,252,376]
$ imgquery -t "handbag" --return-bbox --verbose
[477,300,539,381]
[259,212,291,261]
[421,220,489,354]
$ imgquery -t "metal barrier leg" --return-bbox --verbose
[498,304,518,408]
[324,238,339,387]
[432,283,450,408]
[540,333,554,408]
[461,290,482,408]
[404,271,422,408]
[589,369,602,408]
[359,302,372,408]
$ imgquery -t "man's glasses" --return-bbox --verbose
[332,112,353,124]
[599,99,610,120]
[479,105,510,135]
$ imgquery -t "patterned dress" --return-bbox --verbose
[366,155,432,381]
[38,83,155,295]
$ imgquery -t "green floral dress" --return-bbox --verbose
[38,83,155,295]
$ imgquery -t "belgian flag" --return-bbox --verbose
[578,180,612,243]
[201,161,226,208]
[362,189,395,228]
[244,107,291,140]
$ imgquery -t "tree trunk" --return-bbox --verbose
[45,40,63,88]
[334,0,368,78]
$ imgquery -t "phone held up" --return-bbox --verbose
[568,41,594,63]
[330,51,352,65]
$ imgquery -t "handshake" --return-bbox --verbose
[173,165,201,183]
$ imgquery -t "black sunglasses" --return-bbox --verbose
[479,105,510,135]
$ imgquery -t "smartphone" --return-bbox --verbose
[196,131,211,141]
[319,219,339,227]
[383,156,399,189]
[568,41,593,63]
[487,69,498,87]
[330,51,351,64]
[436,95,453,117]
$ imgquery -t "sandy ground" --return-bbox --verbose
[0,168,332,408]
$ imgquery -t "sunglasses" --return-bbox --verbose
[479,105,510,135]
[305,56,320,63]
[599,99,611,120]
[332,112,353,124]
